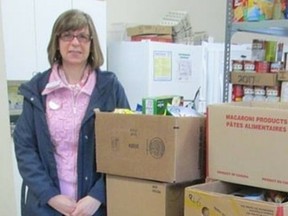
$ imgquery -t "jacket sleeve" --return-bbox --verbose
[115,76,130,109]
[13,96,60,206]
[87,173,106,204]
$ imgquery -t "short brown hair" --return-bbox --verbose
[47,9,104,69]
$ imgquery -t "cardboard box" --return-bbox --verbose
[278,71,288,81]
[233,0,246,22]
[107,175,201,216]
[142,95,182,115]
[207,102,288,192]
[126,25,173,37]
[185,180,287,216]
[131,34,173,43]
[95,112,206,183]
[230,71,279,86]
[245,0,274,21]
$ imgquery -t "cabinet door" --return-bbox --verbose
[72,0,107,70]
[34,0,72,72]
[1,0,37,80]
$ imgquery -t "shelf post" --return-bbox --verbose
[223,0,234,102]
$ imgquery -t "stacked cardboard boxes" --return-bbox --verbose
[126,25,173,43]
[185,101,288,216]
[95,111,206,216]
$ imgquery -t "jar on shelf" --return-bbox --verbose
[232,60,243,71]
[266,86,280,102]
[253,86,266,101]
[242,85,254,102]
[243,60,255,72]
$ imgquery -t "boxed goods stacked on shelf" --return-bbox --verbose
[233,0,287,22]
[193,1,288,215]
[95,110,206,216]
[230,38,288,102]
[185,102,288,216]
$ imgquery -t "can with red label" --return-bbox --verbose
[232,84,243,101]
[254,61,270,73]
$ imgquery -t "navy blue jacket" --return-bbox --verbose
[13,68,130,216]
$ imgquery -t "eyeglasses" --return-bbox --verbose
[59,32,92,43]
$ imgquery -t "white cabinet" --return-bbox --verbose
[1,0,36,80]
[1,0,107,80]
[108,41,251,112]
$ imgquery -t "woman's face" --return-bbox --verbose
[58,27,91,67]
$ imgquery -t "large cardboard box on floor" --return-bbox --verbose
[184,180,288,216]
[95,112,205,183]
[207,102,288,192]
[107,175,201,216]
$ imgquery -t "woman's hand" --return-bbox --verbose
[71,196,101,216]
[48,194,77,216]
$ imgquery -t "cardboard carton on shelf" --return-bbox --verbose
[184,180,287,216]
[207,101,288,192]
[95,112,206,183]
[230,71,279,87]
[277,71,288,81]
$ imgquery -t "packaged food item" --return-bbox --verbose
[245,0,274,21]
[232,60,243,71]
[255,61,270,73]
[265,40,277,62]
[252,39,266,61]
[253,86,266,101]
[242,85,254,102]
[233,0,246,22]
[270,61,283,73]
[232,84,244,101]
[266,86,280,102]
[243,60,255,72]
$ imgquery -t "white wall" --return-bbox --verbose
[106,0,227,42]
[106,0,288,44]
[0,1,18,215]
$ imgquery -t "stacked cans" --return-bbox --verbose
[231,38,284,102]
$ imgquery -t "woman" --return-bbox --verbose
[13,9,130,216]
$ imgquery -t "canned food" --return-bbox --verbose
[232,60,243,71]
[255,61,270,73]
[252,39,266,61]
[266,86,279,97]
[270,61,283,73]
[243,60,255,72]
[243,86,254,95]
[254,86,265,96]
[265,40,277,62]
[233,84,243,97]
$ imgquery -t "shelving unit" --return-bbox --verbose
[223,0,288,102]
